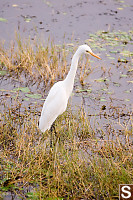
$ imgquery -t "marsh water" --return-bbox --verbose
[0,0,133,199]
[1,0,133,134]
[0,0,133,44]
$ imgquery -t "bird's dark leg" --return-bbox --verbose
[50,121,57,148]
[52,121,57,136]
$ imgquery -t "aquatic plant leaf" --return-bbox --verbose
[120,74,128,78]
[95,78,109,82]
[13,87,30,93]
[12,4,18,7]
[19,87,30,93]
[26,192,38,199]
[113,82,121,87]
[125,99,130,101]
[95,78,104,82]
[118,58,128,63]
[76,88,92,93]
[0,70,7,76]
[12,88,19,92]
[43,0,53,7]
[46,198,64,200]
[25,18,31,22]
[108,57,115,60]
[23,98,30,101]
[107,91,113,94]
[101,88,108,91]
[117,7,123,10]
[100,48,106,51]
[128,68,133,72]
[100,98,107,102]
[0,17,8,22]
[120,50,133,57]
[127,81,133,83]
[87,89,92,93]
[124,90,130,93]
[25,93,42,99]
[109,51,118,53]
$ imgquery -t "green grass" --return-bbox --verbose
[0,101,132,199]
[0,32,133,199]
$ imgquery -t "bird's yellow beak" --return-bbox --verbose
[90,52,101,59]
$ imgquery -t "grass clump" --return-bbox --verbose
[0,101,132,199]
[0,34,70,88]
[0,34,133,199]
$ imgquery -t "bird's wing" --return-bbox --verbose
[39,81,68,132]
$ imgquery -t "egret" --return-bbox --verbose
[39,44,101,133]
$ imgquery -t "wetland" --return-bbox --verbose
[0,0,133,199]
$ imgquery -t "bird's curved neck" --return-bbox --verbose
[65,52,80,84]
[64,50,80,95]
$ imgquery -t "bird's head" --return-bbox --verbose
[78,44,101,59]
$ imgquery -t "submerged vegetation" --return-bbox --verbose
[0,30,133,199]
[0,103,132,199]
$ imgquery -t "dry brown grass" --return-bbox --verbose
[0,100,132,199]
[0,36,133,199]
[0,34,71,89]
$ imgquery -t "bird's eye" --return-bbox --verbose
[86,50,89,53]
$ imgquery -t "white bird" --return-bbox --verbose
[39,44,101,132]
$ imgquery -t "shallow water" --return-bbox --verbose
[0,0,133,44]
[0,0,133,133]
[0,1,133,199]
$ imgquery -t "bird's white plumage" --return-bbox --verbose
[39,44,101,132]
[39,81,68,132]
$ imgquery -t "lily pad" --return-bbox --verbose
[109,50,118,54]
[23,97,30,101]
[101,88,108,91]
[117,7,123,10]
[118,58,128,63]
[128,68,133,72]
[108,57,115,60]
[0,17,8,22]
[127,81,133,83]
[100,98,107,102]
[120,74,128,78]
[25,93,42,99]
[95,78,109,82]
[113,82,121,87]
[0,70,7,76]
[20,87,30,93]
[125,99,130,102]
[12,4,18,7]
[120,50,133,57]
[13,87,30,93]
[25,18,31,23]
[76,88,92,93]
[124,90,130,93]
